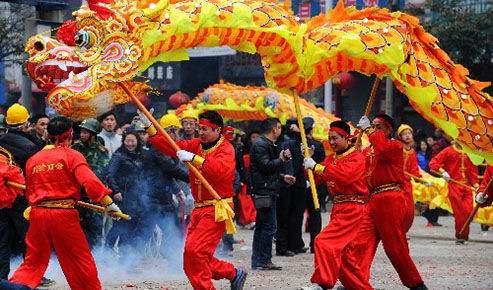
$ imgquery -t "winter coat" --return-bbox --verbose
[248,135,284,197]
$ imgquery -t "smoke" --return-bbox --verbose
[10,216,186,286]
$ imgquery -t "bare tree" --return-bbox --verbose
[0,3,35,63]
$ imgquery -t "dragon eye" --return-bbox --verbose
[75,30,93,49]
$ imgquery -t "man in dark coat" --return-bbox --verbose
[249,118,293,270]
[0,104,44,282]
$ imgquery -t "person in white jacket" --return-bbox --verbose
[97,111,122,158]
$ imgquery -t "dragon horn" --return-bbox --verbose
[143,0,170,19]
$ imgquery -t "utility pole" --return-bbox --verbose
[323,0,334,114]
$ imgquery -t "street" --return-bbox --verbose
[37,214,493,289]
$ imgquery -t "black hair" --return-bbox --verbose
[30,114,49,124]
[330,120,351,135]
[375,113,395,129]
[121,130,143,153]
[47,116,73,136]
[198,110,223,128]
[260,118,281,134]
[98,110,116,123]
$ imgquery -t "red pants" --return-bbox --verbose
[403,180,415,233]
[354,190,423,288]
[184,206,236,290]
[9,208,101,290]
[311,203,372,290]
[448,184,473,240]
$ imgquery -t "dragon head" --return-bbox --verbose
[25,0,161,120]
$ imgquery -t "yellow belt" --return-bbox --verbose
[333,194,367,204]
[194,197,233,208]
[35,199,76,209]
[194,197,236,234]
[370,183,402,196]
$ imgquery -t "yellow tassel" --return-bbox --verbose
[214,199,236,234]
[23,206,31,220]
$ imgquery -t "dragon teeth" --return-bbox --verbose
[58,62,68,71]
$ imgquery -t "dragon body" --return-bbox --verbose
[25,0,493,163]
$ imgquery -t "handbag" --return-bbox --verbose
[253,195,273,209]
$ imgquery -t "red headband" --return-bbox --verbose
[199,119,235,140]
[199,118,220,129]
[374,117,392,129]
[330,127,350,138]
[50,128,73,147]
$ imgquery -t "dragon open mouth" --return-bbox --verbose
[27,59,88,91]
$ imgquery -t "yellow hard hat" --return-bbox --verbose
[397,124,413,137]
[6,103,29,126]
[180,109,198,120]
[160,114,182,129]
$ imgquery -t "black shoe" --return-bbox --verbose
[259,262,282,270]
[276,250,295,257]
[410,283,428,290]
[39,277,55,287]
[293,246,309,254]
[455,239,467,245]
[431,222,442,227]
[231,267,247,290]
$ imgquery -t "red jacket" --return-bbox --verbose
[428,145,478,185]
[362,130,405,190]
[25,145,111,205]
[149,135,235,201]
[0,155,25,208]
[316,147,368,198]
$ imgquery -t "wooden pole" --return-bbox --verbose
[118,82,222,200]
[429,170,475,190]
[355,77,381,150]
[6,181,131,220]
[458,178,493,238]
[292,91,320,210]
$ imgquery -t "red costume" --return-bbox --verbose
[403,148,420,232]
[478,165,493,206]
[237,155,256,226]
[0,155,24,209]
[149,134,236,290]
[356,130,424,288]
[9,145,111,290]
[310,147,372,290]
[429,145,478,239]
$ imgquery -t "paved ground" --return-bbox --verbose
[36,214,493,289]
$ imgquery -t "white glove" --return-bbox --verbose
[105,203,121,220]
[475,192,488,205]
[137,108,154,128]
[300,143,315,157]
[303,157,316,170]
[425,182,433,187]
[357,116,371,131]
[442,171,451,181]
[177,150,195,162]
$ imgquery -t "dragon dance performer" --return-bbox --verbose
[301,121,372,290]
[476,165,493,207]
[356,114,427,290]
[397,124,420,233]
[0,149,25,210]
[140,110,247,290]
[429,142,479,243]
[1,116,122,290]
